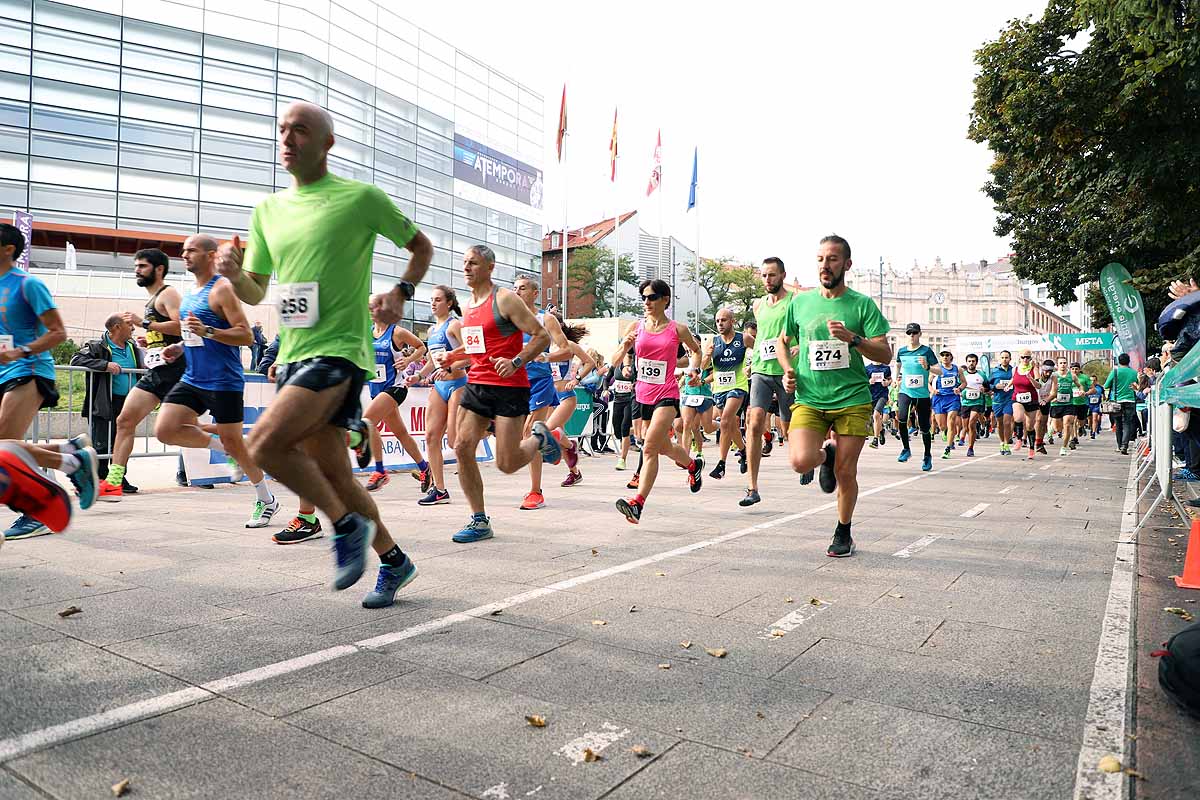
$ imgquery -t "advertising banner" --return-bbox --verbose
[954,332,1115,353]
[453,134,544,210]
[1099,262,1147,371]
[13,211,31,269]
[183,376,493,486]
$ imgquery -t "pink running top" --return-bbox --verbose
[634,319,681,405]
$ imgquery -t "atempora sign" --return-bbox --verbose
[954,332,1115,353]
[453,133,544,210]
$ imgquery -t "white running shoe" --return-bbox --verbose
[245,497,280,528]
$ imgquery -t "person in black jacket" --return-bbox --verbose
[70,314,143,490]
[250,320,267,370]
[257,334,280,376]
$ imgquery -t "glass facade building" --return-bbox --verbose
[0,0,545,328]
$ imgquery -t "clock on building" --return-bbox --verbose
[932,291,946,304]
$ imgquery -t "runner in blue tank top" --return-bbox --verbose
[154,234,278,529]
[931,350,962,449]
[409,285,468,506]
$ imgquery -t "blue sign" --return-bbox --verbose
[453,134,543,210]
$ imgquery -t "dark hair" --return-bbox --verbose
[434,284,461,316]
[0,222,25,261]
[1118,353,1130,366]
[999,350,1011,358]
[762,257,785,273]
[1042,359,1055,368]
[819,234,851,259]
[551,311,588,343]
[1147,356,1162,371]
[638,279,672,308]
[966,353,978,361]
[744,321,758,331]
[134,247,169,280]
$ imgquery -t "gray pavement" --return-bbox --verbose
[0,432,1151,798]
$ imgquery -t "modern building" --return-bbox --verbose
[0,0,544,336]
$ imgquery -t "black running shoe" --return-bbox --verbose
[738,489,761,507]
[348,420,371,469]
[800,469,814,485]
[688,456,704,493]
[273,516,323,544]
[615,497,642,524]
[738,448,747,474]
[121,478,139,494]
[762,437,773,457]
[818,443,837,494]
[709,460,726,480]
[827,527,854,557]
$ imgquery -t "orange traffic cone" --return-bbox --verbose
[1175,518,1200,590]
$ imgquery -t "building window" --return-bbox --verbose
[928,307,934,323]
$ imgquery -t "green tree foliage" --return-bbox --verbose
[684,257,761,328]
[50,338,77,365]
[566,246,640,317]
[969,0,1199,325]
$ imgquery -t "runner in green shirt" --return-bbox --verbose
[776,235,892,558]
[1069,364,1093,447]
[217,101,434,607]
[1045,356,1083,457]
[1104,354,1141,453]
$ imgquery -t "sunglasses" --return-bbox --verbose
[1020,355,1032,359]
[642,292,664,302]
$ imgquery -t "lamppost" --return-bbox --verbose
[878,256,884,312]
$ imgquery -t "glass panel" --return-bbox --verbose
[422,226,451,249]
[328,110,371,146]
[377,31,417,70]
[33,78,116,114]
[416,127,451,157]
[490,73,517,100]
[31,130,116,165]
[419,71,453,104]
[203,84,273,117]
[119,193,197,225]
[121,93,199,127]
[120,118,195,151]
[418,31,454,67]
[122,68,200,103]
[331,134,371,167]
[375,108,414,143]
[202,105,273,139]
[414,204,451,232]
[497,212,515,232]
[277,73,326,106]
[32,28,119,66]
[34,53,119,91]
[328,88,372,126]
[32,0,121,39]
[204,59,274,93]
[326,153,371,182]
[200,154,272,184]
[491,107,517,134]
[203,34,276,70]
[0,177,27,208]
[0,45,30,75]
[375,87,416,123]
[454,217,485,240]
[122,45,201,80]
[329,26,374,66]
[119,167,198,199]
[373,171,413,200]
[122,17,202,55]
[30,155,115,189]
[0,70,29,102]
[119,143,195,175]
[29,183,116,215]
[199,201,252,232]
[1,0,31,24]
[0,151,27,180]
[200,176,271,207]
[373,128,414,161]
[0,125,26,153]
[414,183,450,211]
[417,108,452,137]
[278,50,327,83]
[201,130,273,162]
[415,146,449,174]
[0,20,30,50]
[414,164,451,193]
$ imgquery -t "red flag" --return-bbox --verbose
[609,108,618,182]
[646,129,661,196]
[556,84,567,162]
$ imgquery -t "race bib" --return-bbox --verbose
[869,372,884,384]
[612,380,633,394]
[997,380,1012,391]
[682,394,707,408]
[1056,391,1071,403]
[461,325,486,354]
[808,340,848,371]
[637,358,668,385]
[1016,391,1032,403]
[180,327,204,347]
[371,363,387,383]
[0,335,13,350]
[714,370,737,389]
[278,282,319,328]
[939,376,956,389]
[1072,388,1085,398]
[144,348,166,370]
[963,388,981,401]
[758,338,778,361]
[426,346,446,366]
[904,374,924,389]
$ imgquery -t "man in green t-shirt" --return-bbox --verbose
[1069,364,1093,446]
[776,235,892,558]
[1104,353,1141,454]
[1046,357,1083,456]
[217,101,434,608]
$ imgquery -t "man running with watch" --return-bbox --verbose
[708,308,753,479]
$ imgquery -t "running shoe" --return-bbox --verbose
[98,480,122,502]
[533,421,562,465]
[418,487,451,505]
[897,448,911,463]
[738,448,747,474]
[175,471,188,487]
[1059,446,1069,456]
[626,474,640,490]
[121,478,139,494]
[331,513,376,590]
[688,456,704,493]
[415,467,433,493]
[869,437,879,449]
[453,514,493,543]
[827,528,855,558]
[273,516,323,544]
[921,454,932,472]
[1175,468,1200,482]
[762,438,773,457]
[245,497,280,528]
[709,460,726,480]
[365,471,390,492]
[226,456,244,483]
[1091,432,1096,440]
[967,447,975,457]
[520,491,545,510]
[1027,448,1035,461]
[615,458,626,471]
[941,447,951,460]
[561,469,583,488]
[1037,444,1048,455]
[556,428,579,470]
[0,444,72,534]
[880,430,886,445]
[800,469,815,485]
[739,489,761,507]
[615,497,643,524]
[818,443,837,494]
[362,556,418,609]
[67,446,99,510]
[66,433,92,453]
[4,514,49,540]
[347,420,371,469]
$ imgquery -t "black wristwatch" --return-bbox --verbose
[849,335,863,349]
[395,280,415,301]
[18,345,32,357]
[203,325,216,338]
[511,355,525,368]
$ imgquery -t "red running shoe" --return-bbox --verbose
[0,443,72,533]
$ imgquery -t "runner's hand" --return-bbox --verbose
[376,284,407,325]
[782,369,796,394]
[136,335,148,348]
[267,364,277,382]
[121,311,141,328]
[183,313,205,336]
[917,356,928,369]
[491,356,517,378]
[0,348,20,364]
[622,329,637,350]
[826,320,855,343]
[162,343,184,363]
[215,235,243,280]
[1169,278,1198,300]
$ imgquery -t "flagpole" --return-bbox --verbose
[611,109,619,321]
[561,131,568,315]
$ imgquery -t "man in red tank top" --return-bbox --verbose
[432,244,560,543]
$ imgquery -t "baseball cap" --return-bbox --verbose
[938,350,952,357]
[905,322,921,335]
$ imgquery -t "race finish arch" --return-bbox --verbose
[954,332,1115,357]
[182,374,494,486]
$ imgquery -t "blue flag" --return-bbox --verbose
[687,147,697,211]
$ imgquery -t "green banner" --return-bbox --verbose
[564,388,594,437]
[1099,262,1146,371]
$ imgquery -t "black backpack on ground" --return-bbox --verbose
[1157,621,1200,719]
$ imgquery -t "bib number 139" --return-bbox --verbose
[278,282,319,328]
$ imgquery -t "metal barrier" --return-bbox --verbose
[1131,385,1185,533]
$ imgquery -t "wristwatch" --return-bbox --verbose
[395,280,415,301]
[511,355,525,368]
[18,345,32,357]
[203,325,215,338]
[849,334,863,349]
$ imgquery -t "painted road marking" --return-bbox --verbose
[0,453,1003,764]
[758,599,833,640]
[960,502,990,518]
[892,534,941,558]
[999,485,1018,495]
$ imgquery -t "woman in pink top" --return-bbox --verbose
[610,279,705,524]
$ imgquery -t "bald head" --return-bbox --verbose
[278,101,335,182]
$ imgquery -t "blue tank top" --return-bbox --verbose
[990,364,1014,398]
[426,315,460,354]
[935,363,959,396]
[179,276,243,392]
[372,323,402,389]
[524,311,553,381]
[711,332,746,370]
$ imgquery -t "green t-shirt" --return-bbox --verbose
[750,294,792,375]
[1072,374,1093,406]
[1050,373,1077,406]
[781,288,890,410]
[244,173,419,374]
[1104,366,1139,403]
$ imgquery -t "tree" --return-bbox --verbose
[565,246,640,317]
[684,257,760,328]
[969,0,1200,326]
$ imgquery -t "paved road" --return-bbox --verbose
[0,434,1150,799]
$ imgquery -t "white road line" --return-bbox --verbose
[998,485,1018,495]
[960,502,990,518]
[1040,464,1053,471]
[1072,449,1139,800]
[0,453,1003,764]
[892,534,941,558]
[758,599,832,639]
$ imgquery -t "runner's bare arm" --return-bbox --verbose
[392,326,426,369]
[677,323,703,373]
[149,287,183,337]
[378,230,434,325]
[541,314,572,361]
[215,235,270,306]
[611,327,637,366]
[571,343,597,381]
[194,280,253,346]
[0,308,66,363]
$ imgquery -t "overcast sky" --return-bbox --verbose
[402,0,1048,287]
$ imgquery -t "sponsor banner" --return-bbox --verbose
[1099,262,1147,371]
[183,376,493,486]
[954,333,1115,353]
[453,133,544,210]
[13,211,31,269]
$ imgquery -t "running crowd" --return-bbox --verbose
[0,101,1147,608]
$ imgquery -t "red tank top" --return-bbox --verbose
[1011,365,1038,399]
[462,287,528,387]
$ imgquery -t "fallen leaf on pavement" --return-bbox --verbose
[808,597,822,606]
[630,745,653,758]
[770,630,786,638]
[888,593,904,599]
[525,715,547,728]
[592,620,608,626]
[784,597,794,603]
[583,748,601,762]
[111,778,130,797]
[1124,768,1145,780]
[629,605,638,613]
[1097,755,1122,773]
[591,549,598,556]
[655,571,666,577]
[658,663,671,670]
[58,606,82,618]
[1164,607,1196,622]
[756,711,765,719]
[706,648,728,658]
[489,608,502,616]
[680,640,692,649]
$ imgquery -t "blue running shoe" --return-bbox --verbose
[921,454,932,471]
[453,514,493,543]
[68,446,99,510]
[531,421,562,465]
[331,513,376,591]
[362,556,418,609]
[417,487,451,506]
[1175,468,1199,482]
[67,433,92,452]
[897,448,911,463]
[4,514,49,540]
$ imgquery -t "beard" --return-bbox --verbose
[135,273,155,287]
[819,269,845,289]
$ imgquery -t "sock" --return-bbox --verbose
[59,453,80,473]
[380,544,407,567]
[252,480,273,504]
[346,429,364,449]
[634,494,645,505]
[636,450,644,474]
[374,461,385,474]
[107,463,125,486]
[472,511,489,523]
[716,459,725,467]
[835,520,851,535]
[298,512,318,524]
[207,435,225,453]
[333,513,359,535]
[416,460,428,472]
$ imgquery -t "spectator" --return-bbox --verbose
[69,314,142,492]
[256,334,280,376]
[250,320,267,370]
